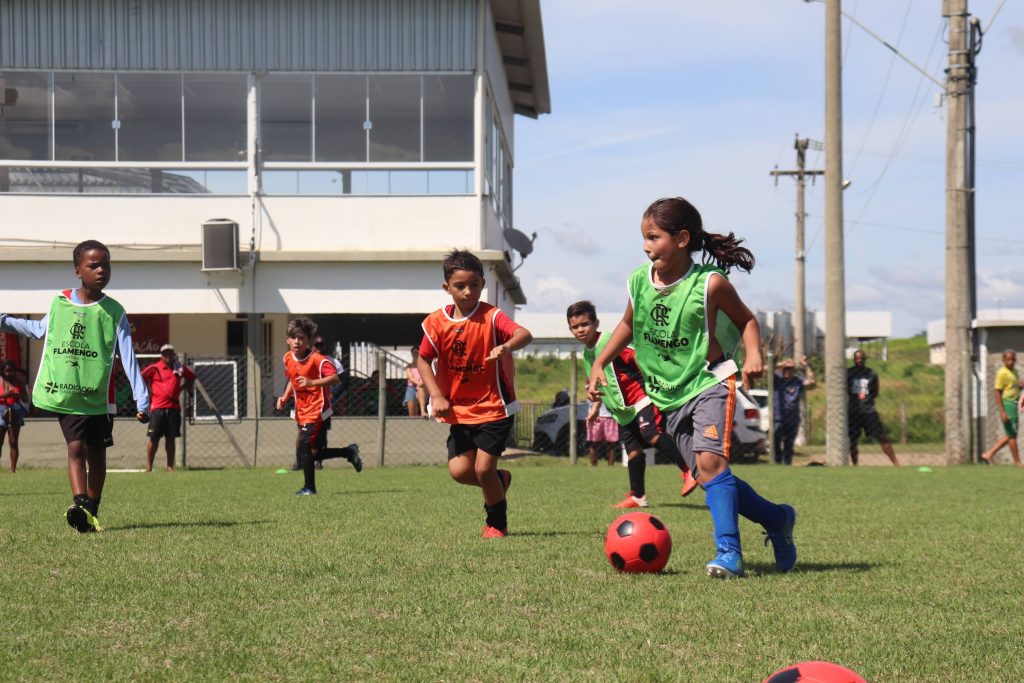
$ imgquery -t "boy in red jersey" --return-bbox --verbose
[417,250,533,538]
[276,317,362,496]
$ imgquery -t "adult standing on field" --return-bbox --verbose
[141,343,194,472]
[772,357,815,465]
[0,360,30,472]
[981,349,1023,466]
[847,349,899,466]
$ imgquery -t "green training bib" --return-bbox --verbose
[583,331,639,425]
[33,291,123,415]
[629,263,739,411]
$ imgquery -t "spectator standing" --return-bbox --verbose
[847,349,899,466]
[981,349,1023,466]
[141,344,195,472]
[404,347,426,416]
[0,360,30,472]
[772,357,815,465]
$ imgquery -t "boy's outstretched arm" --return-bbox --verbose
[588,301,633,401]
[116,314,151,420]
[708,276,762,390]
[0,313,48,340]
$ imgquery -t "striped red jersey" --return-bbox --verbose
[283,350,337,424]
[419,302,521,424]
[612,346,650,408]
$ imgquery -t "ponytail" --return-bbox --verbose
[643,197,756,273]
[701,231,755,273]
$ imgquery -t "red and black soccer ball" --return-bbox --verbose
[604,512,672,573]
[763,661,867,683]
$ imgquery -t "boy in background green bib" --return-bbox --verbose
[1,240,150,532]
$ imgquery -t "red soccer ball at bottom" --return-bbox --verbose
[763,661,867,683]
[604,512,672,573]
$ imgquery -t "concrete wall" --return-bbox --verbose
[12,415,452,470]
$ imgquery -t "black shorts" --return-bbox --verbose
[147,408,182,440]
[297,421,328,451]
[620,403,663,453]
[849,410,886,441]
[447,416,515,459]
[57,413,114,448]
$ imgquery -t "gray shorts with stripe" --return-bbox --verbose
[662,380,735,475]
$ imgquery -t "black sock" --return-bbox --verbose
[318,446,357,462]
[87,496,101,516]
[73,494,90,509]
[655,434,685,469]
[300,446,316,490]
[484,499,508,531]
[627,455,646,498]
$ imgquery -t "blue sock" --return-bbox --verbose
[703,468,741,554]
[735,476,785,531]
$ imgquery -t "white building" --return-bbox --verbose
[0,0,551,404]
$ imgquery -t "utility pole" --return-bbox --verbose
[771,136,824,361]
[824,0,849,466]
[943,0,976,464]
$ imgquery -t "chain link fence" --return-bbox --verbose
[12,342,990,470]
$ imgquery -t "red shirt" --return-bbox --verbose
[141,361,195,411]
[283,350,337,425]
[419,302,521,424]
[612,347,650,408]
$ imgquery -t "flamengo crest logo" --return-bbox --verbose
[70,321,86,340]
[452,340,467,357]
[651,303,671,326]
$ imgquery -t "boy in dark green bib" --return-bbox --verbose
[1,240,150,532]
[589,197,796,579]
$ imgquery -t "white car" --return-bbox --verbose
[732,387,769,461]
[748,388,771,433]
[532,402,589,456]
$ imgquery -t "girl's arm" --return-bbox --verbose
[417,354,448,418]
[707,275,762,390]
[588,301,634,401]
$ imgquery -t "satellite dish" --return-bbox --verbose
[503,228,537,272]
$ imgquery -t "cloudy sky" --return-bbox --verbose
[512,0,1024,338]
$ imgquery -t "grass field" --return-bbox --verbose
[2,460,1022,682]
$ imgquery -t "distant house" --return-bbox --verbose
[514,312,577,359]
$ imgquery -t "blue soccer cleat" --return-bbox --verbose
[706,548,744,578]
[294,487,317,496]
[764,504,797,572]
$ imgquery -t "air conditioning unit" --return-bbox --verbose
[201,219,239,271]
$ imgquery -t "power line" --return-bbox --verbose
[847,0,913,179]
[983,0,1008,34]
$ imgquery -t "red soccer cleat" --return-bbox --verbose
[481,525,508,539]
[612,492,649,509]
[680,470,699,497]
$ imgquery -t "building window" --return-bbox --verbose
[423,75,474,162]
[54,72,116,161]
[184,74,247,162]
[368,75,421,162]
[261,74,313,162]
[315,75,367,162]
[117,73,183,162]
[0,71,50,160]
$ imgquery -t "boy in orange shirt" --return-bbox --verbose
[276,317,362,495]
[417,250,533,538]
